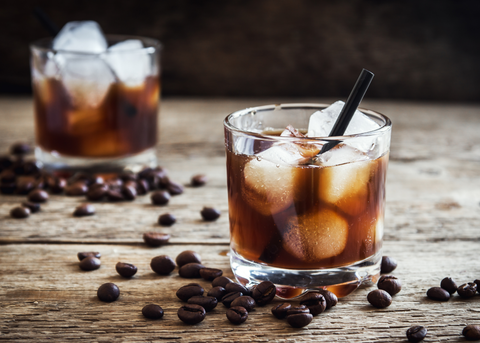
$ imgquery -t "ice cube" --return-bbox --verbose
[105,39,150,86]
[316,144,369,167]
[282,208,348,262]
[53,21,107,53]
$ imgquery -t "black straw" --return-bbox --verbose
[33,7,60,37]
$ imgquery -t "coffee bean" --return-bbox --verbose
[166,180,184,195]
[187,295,218,312]
[200,207,221,221]
[406,326,427,343]
[231,296,256,312]
[300,293,327,316]
[191,174,208,187]
[10,142,31,155]
[27,189,48,203]
[222,291,243,308]
[143,232,170,247]
[116,262,138,278]
[0,170,16,183]
[463,324,480,341]
[207,286,227,301]
[142,304,164,319]
[457,283,477,299]
[97,283,120,302]
[367,289,392,308]
[177,304,206,325]
[0,155,13,171]
[475,280,480,294]
[86,186,107,201]
[226,306,248,325]
[179,263,205,278]
[440,277,458,294]
[176,283,205,302]
[377,275,402,296]
[119,184,136,201]
[287,312,313,328]
[106,189,125,202]
[1,182,16,194]
[212,276,234,288]
[79,256,101,271]
[10,206,30,219]
[65,182,88,196]
[158,213,176,226]
[271,303,292,319]
[252,281,276,306]
[286,305,310,316]
[426,287,450,301]
[317,289,338,309]
[381,256,397,273]
[150,255,176,275]
[16,176,35,194]
[136,179,149,195]
[199,268,223,281]
[151,190,170,205]
[49,177,67,194]
[21,201,40,213]
[77,251,101,261]
[73,204,96,217]
[225,283,251,296]
[176,250,202,268]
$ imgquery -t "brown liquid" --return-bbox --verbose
[33,76,159,158]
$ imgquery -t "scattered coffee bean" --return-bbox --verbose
[0,155,13,170]
[226,306,248,325]
[222,291,243,308]
[150,255,176,275]
[426,287,450,301]
[136,179,149,195]
[271,303,292,319]
[225,282,251,296]
[106,177,122,188]
[27,189,48,203]
[16,176,35,194]
[440,277,458,294]
[207,286,227,301]
[151,190,170,205]
[200,207,221,221]
[457,283,477,299]
[176,250,202,268]
[106,189,125,202]
[287,312,313,328]
[49,177,67,194]
[252,281,276,306]
[187,295,218,312]
[143,232,170,247]
[475,280,480,294]
[97,282,120,302]
[21,201,40,213]
[10,142,31,155]
[86,186,107,201]
[119,172,137,182]
[212,276,234,288]
[65,182,88,196]
[317,289,338,309]
[367,289,392,308]
[177,304,206,325]
[199,268,223,281]
[179,263,205,278]
[116,262,137,278]
[79,256,101,271]
[73,204,96,217]
[406,326,427,343]
[377,275,402,296]
[231,296,256,312]
[10,206,30,219]
[381,256,397,273]
[191,174,208,187]
[0,182,16,194]
[142,304,164,319]
[286,305,310,316]
[300,293,327,316]
[166,180,184,195]
[77,251,101,261]
[176,283,204,302]
[158,213,176,226]
[463,324,480,341]
[0,170,16,183]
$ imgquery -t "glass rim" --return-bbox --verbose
[224,102,392,141]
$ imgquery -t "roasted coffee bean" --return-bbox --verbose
[97,283,120,302]
[106,190,125,202]
[136,179,149,195]
[222,291,243,308]
[116,262,137,278]
[86,186,107,201]
[457,283,477,299]
[286,305,310,316]
[10,206,30,219]
[200,207,221,221]
[77,251,101,261]
[65,182,88,196]
[0,155,13,170]
[73,204,96,217]
[150,255,176,275]
[143,232,170,247]
[271,303,292,319]
[475,280,480,294]
[426,287,450,301]
[212,276,234,288]
[440,277,458,294]
[191,174,208,187]
[179,263,205,278]
[187,295,218,312]
[158,213,176,226]
[79,256,101,271]
[10,142,32,155]
[199,268,223,281]
[316,289,338,309]
[0,170,16,183]
[16,176,35,194]
[176,250,202,268]
[287,312,313,328]
[207,286,227,301]
[121,184,137,201]
[226,306,248,325]
[176,283,205,302]
[231,296,256,312]
[49,177,67,194]
[225,282,251,296]
[166,180,184,195]
[252,281,276,306]
[0,182,16,194]
[119,172,137,182]
[151,190,170,205]
[381,256,398,274]
[300,293,327,316]
[28,189,48,203]
[377,275,402,296]
[406,326,427,343]
[177,304,206,325]
[142,304,164,319]
[21,201,40,213]
[367,289,392,308]
[106,177,123,188]
[463,325,480,341]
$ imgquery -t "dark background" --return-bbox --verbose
[2,0,479,101]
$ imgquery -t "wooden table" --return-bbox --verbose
[1,98,480,342]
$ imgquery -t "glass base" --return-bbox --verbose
[230,249,382,299]
[35,147,157,173]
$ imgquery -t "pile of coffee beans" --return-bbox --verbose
[427,277,480,301]
[366,256,401,309]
